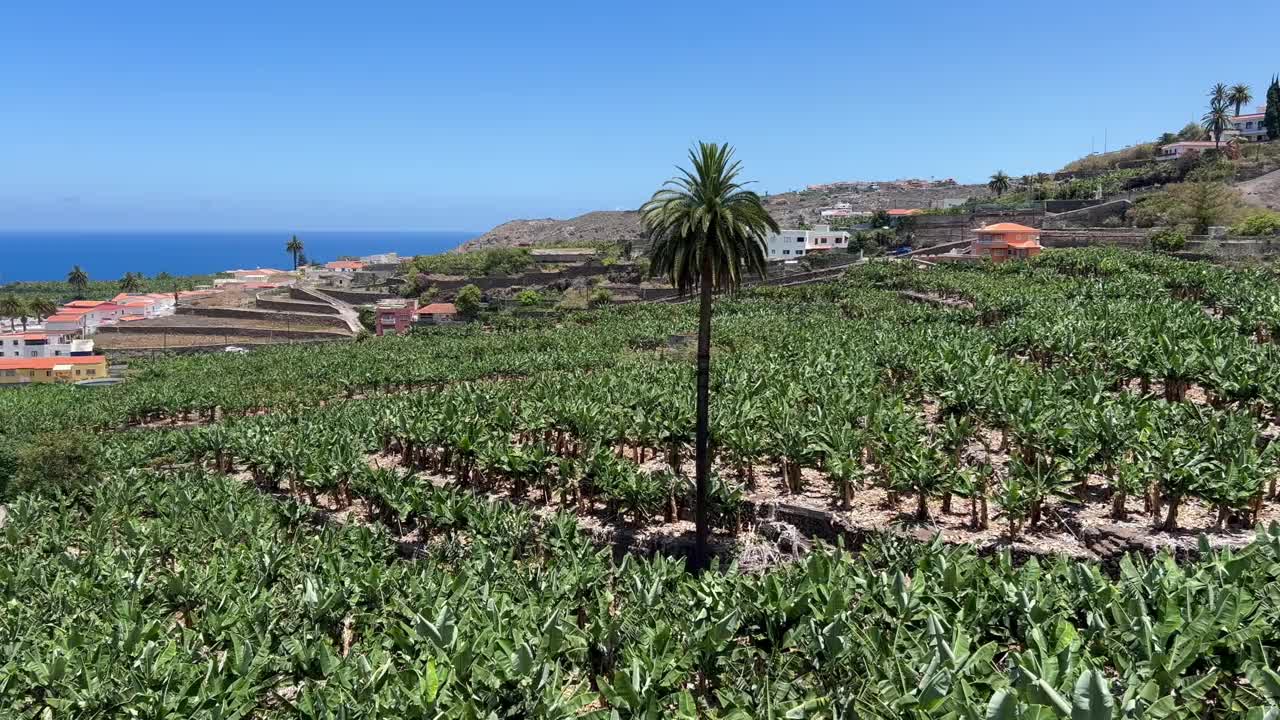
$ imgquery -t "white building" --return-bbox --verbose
[763,224,851,260]
[1156,141,1224,161]
[360,252,400,265]
[1230,107,1268,142]
[0,331,94,359]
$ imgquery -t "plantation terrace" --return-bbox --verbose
[4,247,1280,716]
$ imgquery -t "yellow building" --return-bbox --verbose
[0,355,108,385]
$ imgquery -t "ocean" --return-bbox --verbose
[0,230,477,283]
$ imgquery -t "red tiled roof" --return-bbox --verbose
[0,332,48,341]
[64,300,105,308]
[325,260,365,271]
[1005,238,1041,249]
[887,209,921,216]
[976,223,1039,234]
[45,314,86,323]
[116,315,149,322]
[0,355,104,370]
[418,303,457,315]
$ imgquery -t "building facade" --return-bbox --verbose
[0,355,108,385]
[1230,107,1268,142]
[1157,141,1224,160]
[374,299,417,336]
[0,332,94,359]
[416,303,458,325]
[763,224,851,260]
[972,223,1042,263]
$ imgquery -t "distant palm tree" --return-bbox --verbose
[1229,84,1253,116]
[66,265,89,298]
[640,141,778,572]
[0,295,23,331]
[286,235,305,270]
[1210,82,1230,106]
[30,297,57,323]
[1203,98,1232,148]
[988,170,1011,197]
[119,271,142,293]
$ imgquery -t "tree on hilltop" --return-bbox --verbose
[988,170,1011,197]
[1202,96,1232,149]
[1265,77,1280,141]
[1228,83,1253,116]
[640,141,778,572]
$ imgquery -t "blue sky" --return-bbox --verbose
[3,1,1279,231]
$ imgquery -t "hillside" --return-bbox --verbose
[455,210,645,252]
[457,180,993,252]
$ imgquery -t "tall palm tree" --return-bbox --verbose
[29,297,57,323]
[640,142,778,572]
[66,265,89,298]
[1228,84,1253,116]
[1203,98,1232,149]
[119,271,142,293]
[0,294,23,331]
[286,235,305,270]
[1210,82,1229,106]
[988,170,1011,198]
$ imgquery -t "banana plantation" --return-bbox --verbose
[5,247,1280,717]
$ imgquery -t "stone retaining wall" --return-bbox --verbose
[98,324,348,340]
[1042,200,1132,228]
[911,209,1044,247]
[255,292,341,315]
[309,288,396,304]
[176,305,351,329]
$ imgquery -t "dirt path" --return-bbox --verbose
[1238,167,1280,211]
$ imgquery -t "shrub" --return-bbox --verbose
[1232,211,1280,236]
[14,434,102,497]
[587,287,612,308]
[1148,227,1187,253]
[516,289,543,307]
[455,284,483,317]
[410,247,532,277]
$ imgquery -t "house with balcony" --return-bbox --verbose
[1230,106,1269,142]
[763,224,851,260]
[1,331,94,359]
[374,299,417,336]
[972,223,1042,263]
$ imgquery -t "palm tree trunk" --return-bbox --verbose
[692,251,714,573]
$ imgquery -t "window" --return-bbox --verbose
[1247,121,1255,129]
[796,250,804,256]
[836,237,845,244]
[770,250,776,255]
[796,237,804,243]
[783,249,790,255]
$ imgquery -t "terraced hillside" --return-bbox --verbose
[4,249,1280,717]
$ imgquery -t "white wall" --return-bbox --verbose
[764,225,851,260]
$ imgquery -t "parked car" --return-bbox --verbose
[224,346,249,354]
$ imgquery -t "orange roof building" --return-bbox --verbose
[972,223,1042,263]
[325,260,365,272]
[0,355,108,385]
